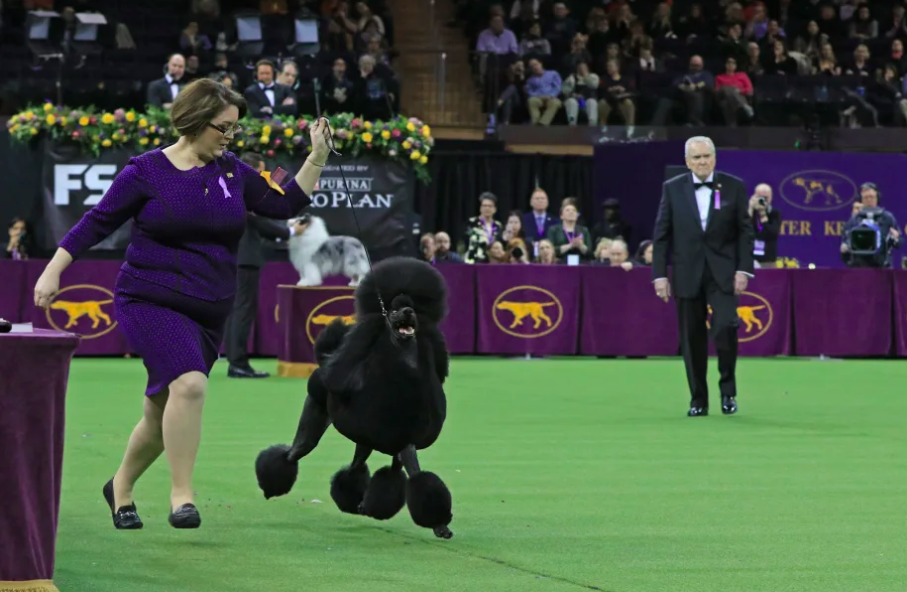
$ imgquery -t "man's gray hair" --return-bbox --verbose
[611,239,628,254]
[685,136,716,158]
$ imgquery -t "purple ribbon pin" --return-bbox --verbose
[218,176,232,199]
[714,189,721,210]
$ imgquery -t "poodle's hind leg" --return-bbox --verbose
[399,446,453,539]
[358,455,407,520]
[329,443,372,515]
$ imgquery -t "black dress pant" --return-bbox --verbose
[675,265,739,408]
[225,265,260,368]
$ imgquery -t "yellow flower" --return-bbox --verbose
[363,121,372,130]
[410,151,421,160]
[361,132,373,143]
[46,114,57,125]
[406,122,416,132]
[102,139,112,147]
[60,117,68,126]
[138,118,148,128]
[9,125,17,133]
[422,125,431,137]
[381,130,391,140]
[139,137,149,145]
[120,135,129,142]
[153,138,161,146]
[101,113,115,124]
[126,112,136,122]
[25,111,35,121]
[237,140,245,148]
[112,133,120,141]
[284,128,294,138]
[420,156,428,164]
[43,103,53,112]
[30,128,38,135]
[150,125,157,133]
[260,136,270,145]
[79,116,89,126]
[402,140,412,149]
[262,125,272,135]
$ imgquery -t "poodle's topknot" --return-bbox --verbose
[355,257,447,324]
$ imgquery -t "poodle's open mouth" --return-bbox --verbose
[395,324,415,337]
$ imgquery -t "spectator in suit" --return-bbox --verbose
[522,188,558,256]
[434,231,464,263]
[243,59,298,118]
[224,153,309,379]
[525,58,563,125]
[277,60,298,91]
[322,57,356,114]
[146,53,186,109]
[547,201,591,262]
[748,183,781,267]
[354,54,394,120]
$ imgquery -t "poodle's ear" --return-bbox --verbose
[321,316,384,393]
[355,257,448,324]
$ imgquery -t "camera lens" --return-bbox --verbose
[512,247,523,259]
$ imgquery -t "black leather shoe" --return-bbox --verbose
[169,503,202,529]
[722,396,738,415]
[687,407,708,417]
[102,478,143,530]
[227,365,270,378]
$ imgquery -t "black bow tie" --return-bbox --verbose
[694,181,714,190]
[262,85,275,90]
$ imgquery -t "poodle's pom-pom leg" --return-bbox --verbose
[329,463,371,514]
[359,463,407,520]
[405,471,453,539]
[255,445,299,500]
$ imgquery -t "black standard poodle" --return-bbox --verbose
[255,256,454,538]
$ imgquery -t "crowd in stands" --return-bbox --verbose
[455,0,907,131]
[0,0,400,118]
[419,188,648,269]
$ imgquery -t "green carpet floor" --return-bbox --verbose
[54,357,907,592]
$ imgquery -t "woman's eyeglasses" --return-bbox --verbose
[208,123,243,136]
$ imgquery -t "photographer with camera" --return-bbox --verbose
[748,184,781,267]
[841,183,901,268]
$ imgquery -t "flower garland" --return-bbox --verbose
[6,103,434,181]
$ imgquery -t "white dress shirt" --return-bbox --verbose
[165,74,180,101]
[260,82,276,106]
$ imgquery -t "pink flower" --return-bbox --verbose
[267,149,275,157]
[391,129,402,138]
[72,131,81,138]
[274,138,282,146]
[351,118,361,128]
[89,117,97,125]
[366,143,372,149]
[118,128,126,135]
[297,119,308,130]
[114,109,125,120]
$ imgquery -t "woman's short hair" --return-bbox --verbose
[170,78,246,137]
[560,197,578,213]
[479,191,498,205]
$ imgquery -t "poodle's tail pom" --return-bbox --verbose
[314,318,351,365]
[356,257,448,324]
[360,464,407,520]
[255,445,299,499]
[405,471,452,529]
[329,463,371,514]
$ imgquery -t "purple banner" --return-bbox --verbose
[256,263,304,357]
[892,272,907,357]
[25,260,132,355]
[580,267,678,356]
[718,150,907,269]
[793,269,892,356]
[0,260,28,322]
[277,285,355,377]
[708,269,792,357]
[476,265,580,355]
[437,265,476,354]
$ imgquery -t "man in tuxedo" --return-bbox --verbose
[146,53,186,109]
[652,136,754,416]
[225,153,308,378]
[243,59,298,118]
[521,188,558,257]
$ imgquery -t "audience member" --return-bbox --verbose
[507,238,531,264]
[487,240,509,263]
[476,14,518,55]
[496,60,527,124]
[179,21,212,56]
[355,54,394,120]
[146,53,186,109]
[420,233,437,264]
[598,59,636,130]
[634,240,653,267]
[849,6,877,40]
[652,54,713,126]
[434,232,464,263]
[501,211,525,244]
[593,238,612,265]
[243,59,297,118]
[322,57,356,114]
[519,20,551,56]
[547,200,591,262]
[714,56,754,126]
[609,239,633,270]
[562,61,599,125]
[464,192,503,264]
[544,2,577,56]
[525,58,562,125]
[592,198,632,246]
[749,183,781,266]
[535,239,557,264]
[277,60,298,90]
[522,188,557,257]
[3,217,30,260]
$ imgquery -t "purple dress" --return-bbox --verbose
[59,149,311,395]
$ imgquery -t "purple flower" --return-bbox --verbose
[114,108,125,120]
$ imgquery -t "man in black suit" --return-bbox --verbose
[146,53,186,109]
[224,153,308,378]
[243,59,298,119]
[521,188,558,257]
[652,136,754,417]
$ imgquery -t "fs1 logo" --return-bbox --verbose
[54,164,118,206]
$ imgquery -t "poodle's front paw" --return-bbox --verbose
[347,277,360,287]
[433,525,453,539]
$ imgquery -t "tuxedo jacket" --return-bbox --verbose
[652,171,754,298]
[237,215,291,268]
[243,83,298,118]
[146,77,183,108]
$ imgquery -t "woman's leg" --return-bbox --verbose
[162,371,208,508]
[112,390,168,508]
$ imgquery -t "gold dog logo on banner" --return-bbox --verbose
[46,284,117,339]
[492,286,563,339]
[779,170,856,212]
[305,295,356,344]
[706,291,773,343]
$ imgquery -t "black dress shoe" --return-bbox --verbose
[169,503,201,529]
[722,396,738,415]
[102,478,143,530]
[687,407,708,417]
[227,365,270,378]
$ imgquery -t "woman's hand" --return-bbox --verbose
[309,118,332,162]
[34,269,61,309]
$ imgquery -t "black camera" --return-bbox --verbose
[511,246,524,260]
[846,207,893,256]
[757,197,766,207]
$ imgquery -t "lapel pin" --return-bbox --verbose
[227,172,234,178]
[714,184,721,210]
